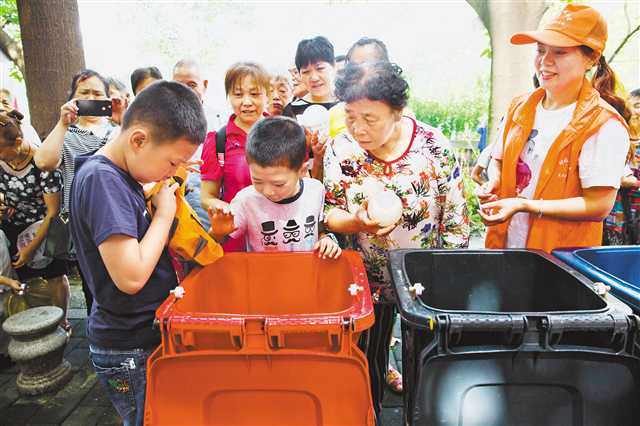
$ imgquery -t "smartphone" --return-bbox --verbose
[76,99,112,117]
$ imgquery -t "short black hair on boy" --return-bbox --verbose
[295,36,335,71]
[631,88,640,98]
[130,66,163,95]
[122,80,207,145]
[335,61,409,111]
[246,116,306,170]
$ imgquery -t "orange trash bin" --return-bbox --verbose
[145,251,375,425]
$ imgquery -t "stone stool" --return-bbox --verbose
[2,306,72,395]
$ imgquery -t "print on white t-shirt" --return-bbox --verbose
[230,177,325,252]
[503,102,629,248]
[507,102,575,248]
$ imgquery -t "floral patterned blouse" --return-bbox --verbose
[0,158,63,228]
[323,118,470,302]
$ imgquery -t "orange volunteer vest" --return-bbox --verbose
[485,78,628,253]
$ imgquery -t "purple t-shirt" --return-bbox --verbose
[70,155,178,350]
[229,178,325,252]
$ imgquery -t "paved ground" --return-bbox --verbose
[0,276,406,426]
[0,277,121,426]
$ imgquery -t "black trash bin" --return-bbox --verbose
[388,249,640,426]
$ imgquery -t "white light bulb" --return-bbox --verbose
[300,104,329,134]
[367,190,403,227]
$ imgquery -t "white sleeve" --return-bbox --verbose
[305,178,326,224]
[23,123,41,147]
[476,144,493,168]
[579,118,630,188]
[490,118,506,161]
[228,193,247,240]
[319,183,326,223]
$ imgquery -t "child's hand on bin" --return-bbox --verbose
[208,206,238,243]
[314,234,342,259]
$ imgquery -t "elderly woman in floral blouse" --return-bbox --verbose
[323,61,469,416]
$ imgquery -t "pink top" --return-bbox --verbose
[201,114,253,202]
[201,114,254,252]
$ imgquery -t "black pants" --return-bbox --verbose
[2,222,68,281]
[360,303,396,422]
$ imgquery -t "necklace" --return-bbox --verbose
[7,144,32,170]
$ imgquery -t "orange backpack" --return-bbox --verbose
[145,170,223,267]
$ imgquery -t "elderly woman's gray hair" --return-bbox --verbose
[334,61,409,111]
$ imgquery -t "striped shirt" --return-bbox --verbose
[61,123,116,212]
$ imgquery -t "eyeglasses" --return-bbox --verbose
[0,110,23,127]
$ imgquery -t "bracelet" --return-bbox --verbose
[536,199,544,219]
[321,232,339,245]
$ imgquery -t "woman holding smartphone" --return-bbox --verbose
[35,69,122,314]
[35,69,123,213]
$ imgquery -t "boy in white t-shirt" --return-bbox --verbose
[208,116,341,258]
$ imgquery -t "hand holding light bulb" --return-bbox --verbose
[367,190,404,227]
[351,189,403,236]
[300,104,329,136]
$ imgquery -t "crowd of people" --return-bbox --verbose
[0,4,636,425]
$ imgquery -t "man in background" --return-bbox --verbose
[172,59,211,229]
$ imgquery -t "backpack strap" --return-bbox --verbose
[216,125,227,156]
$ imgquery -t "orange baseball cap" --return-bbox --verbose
[511,4,607,55]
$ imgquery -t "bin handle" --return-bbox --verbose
[441,313,527,350]
[265,316,350,353]
[166,317,245,354]
[543,312,633,350]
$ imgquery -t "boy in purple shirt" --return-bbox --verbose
[209,116,340,258]
[70,81,207,426]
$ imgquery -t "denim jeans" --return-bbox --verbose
[185,171,211,230]
[90,345,154,426]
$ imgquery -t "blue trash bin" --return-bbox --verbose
[553,246,640,312]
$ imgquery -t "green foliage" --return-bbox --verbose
[0,0,18,26]
[462,171,485,238]
[9,62,22,81]
[480,29,492,59]
[410,79,489,140]
[411,96,486,140]
[409,78,489,239]
[0,0,22,83]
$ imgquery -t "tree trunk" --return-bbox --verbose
[468,0,547,142]
[17,0,85,137]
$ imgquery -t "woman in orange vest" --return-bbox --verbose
[479,4,630,253]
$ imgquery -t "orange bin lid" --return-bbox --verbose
[145,347,375,426]
[156,251,374,355]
